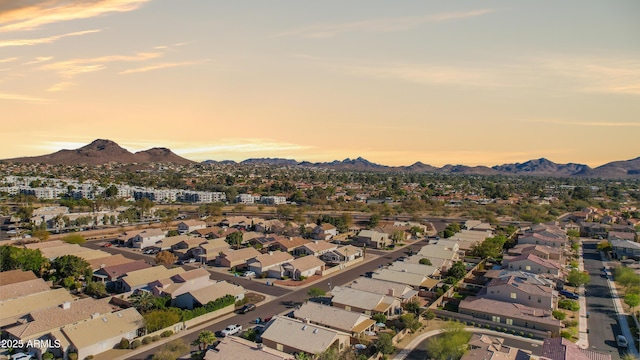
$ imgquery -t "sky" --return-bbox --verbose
[1,0,639,167]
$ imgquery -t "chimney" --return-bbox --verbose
[91,312,100,319]
[61,301,71,310]
[388,288,395,296]
[268,251,273,255]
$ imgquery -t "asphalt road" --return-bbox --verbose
[583,239,623,360]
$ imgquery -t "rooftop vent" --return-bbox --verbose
[61,301,71,310]
[313,329,318,334]
[302,325,307,330]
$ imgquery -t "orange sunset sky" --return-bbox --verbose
[1,1,639,167]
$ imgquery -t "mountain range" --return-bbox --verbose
[2,139,639,178]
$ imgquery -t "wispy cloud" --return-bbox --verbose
[175,140,313,156]
[530,118,640,127]
[0,0,151,32]
[0,92,49,102]
[24,56,53,65]
[538,56,640,96]
[0,57,19,63]
[119,60,207,74]
[275,9,493,38]
[345,62,505,87]
[0,29,101,47]
[46,81,75,92]
[41,52,162,76]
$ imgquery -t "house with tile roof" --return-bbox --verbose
[541,337,611,360]
[203,335,293,360]
[312,223,338,240]
[0,288,75,328]
[177,219,207,234]
[271,237,311,253]
[348,277,419,303]
[282,256,325,280]
[330,286,401,317]
[88,254,135,271]
[129,228,166,249]
[353,229,390,249]
[260,316,351,356]
[320,245,363,263]
[192,226,225,239]
[477,276,556,310]
[149,268,212,300]
[197,238,232,263]
[508,244,563,262]
[62,307,144,360]
[214,247,262,268]
[371,269,440,290]
[118,265,185,292]
[461,334,529,360]
[0,277,51,302]
[0,269,38,286]
[247,251,294,278]
[93,259,152,288]
[458,297,561,336]
[297,240,338,257]
[174,280,245,310]
[504,254,561,277]
[293,302,376,337]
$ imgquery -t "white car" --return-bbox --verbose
[243,271,256,277]
[221,324,242,337]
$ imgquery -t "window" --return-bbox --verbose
[506,319,513,325]
[510,293,517,299]
[538,298,541,303]
[345,306,351,311]
[492,316,500,323]
[525,265,531,271]
[276,344,283,351]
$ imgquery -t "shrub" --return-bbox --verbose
[68,354,78,360]
[152,335,161,342]
[161,330,173,338]
[552,310,566,320]
[563,320,578,327]
[560,331,572,339]
[43,353,54,360]
[558,299,580,311]
[142,337,152,344]
[85,356,94,360]
[119,338,130,349]
[131,340,142,349]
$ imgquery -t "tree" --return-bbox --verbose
[566,229,580,238]
[144,309,181,332]
[368,214,380,228]
[399,313,421,332]
[404,299,422,315]
[307,287,326,298]
[32,229,50,241]
[596,240,612,252]
[470,235,507,259]
[193,330,216,351]
[614,267,640,293]
[155,251,177,266]
[419,258,432,266]
[447,261,467,281]
[566,269,590,287]
[390,230,405,244]
[51,255,91,285]
[0,245,48,275]
[372,313,387,324]
[62,233,86,244]
[226,231,243,250]
[624,293,640,314]
[130,290,157,313]
[85,281,107,297]
[374,332,395,354]
[425,321,471,360]
[422,309,435,325]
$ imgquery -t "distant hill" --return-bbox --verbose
[2,139,638,178]
[2,139,194,166]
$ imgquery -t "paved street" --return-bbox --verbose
[583,239,623,360]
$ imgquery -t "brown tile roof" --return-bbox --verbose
[219,247,261,262]
[0,269,38,286]
[61,307,144,350]
[273,237,310,250]
[250,251,294,268]
[286,256,325,272]
[88,254,135,271]
[174,268,210,282]
[542,337,611,360]
[6,297,113,339]
[0,278,50,301]
[95,260,151,280]
[509,254,561,270]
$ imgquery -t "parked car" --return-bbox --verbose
[101,242,112,247]
[559,290,579,300]
[237,304,256,314]
[617,335,628,348]
[243,271,256,278]
[221,324,242,337]
[186,258,197,264]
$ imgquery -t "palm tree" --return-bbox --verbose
[129,291,155,313]
[194,330,217,351]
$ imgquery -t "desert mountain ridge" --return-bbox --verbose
[2,139,639,178]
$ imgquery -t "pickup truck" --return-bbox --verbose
[221,324,242,337]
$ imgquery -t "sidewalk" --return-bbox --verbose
[576,244,589,349]
[601,251,640,358]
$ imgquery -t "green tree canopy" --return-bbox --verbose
[0,245,48,275]
[62,233,86,244]
[307,287,326,298]
[566,269,590,287]
[447,261,467,281]
[425,321,471,360]
[51,255,91,285]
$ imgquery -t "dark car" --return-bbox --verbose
[238,304,256,314]
[559,290,579,300]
